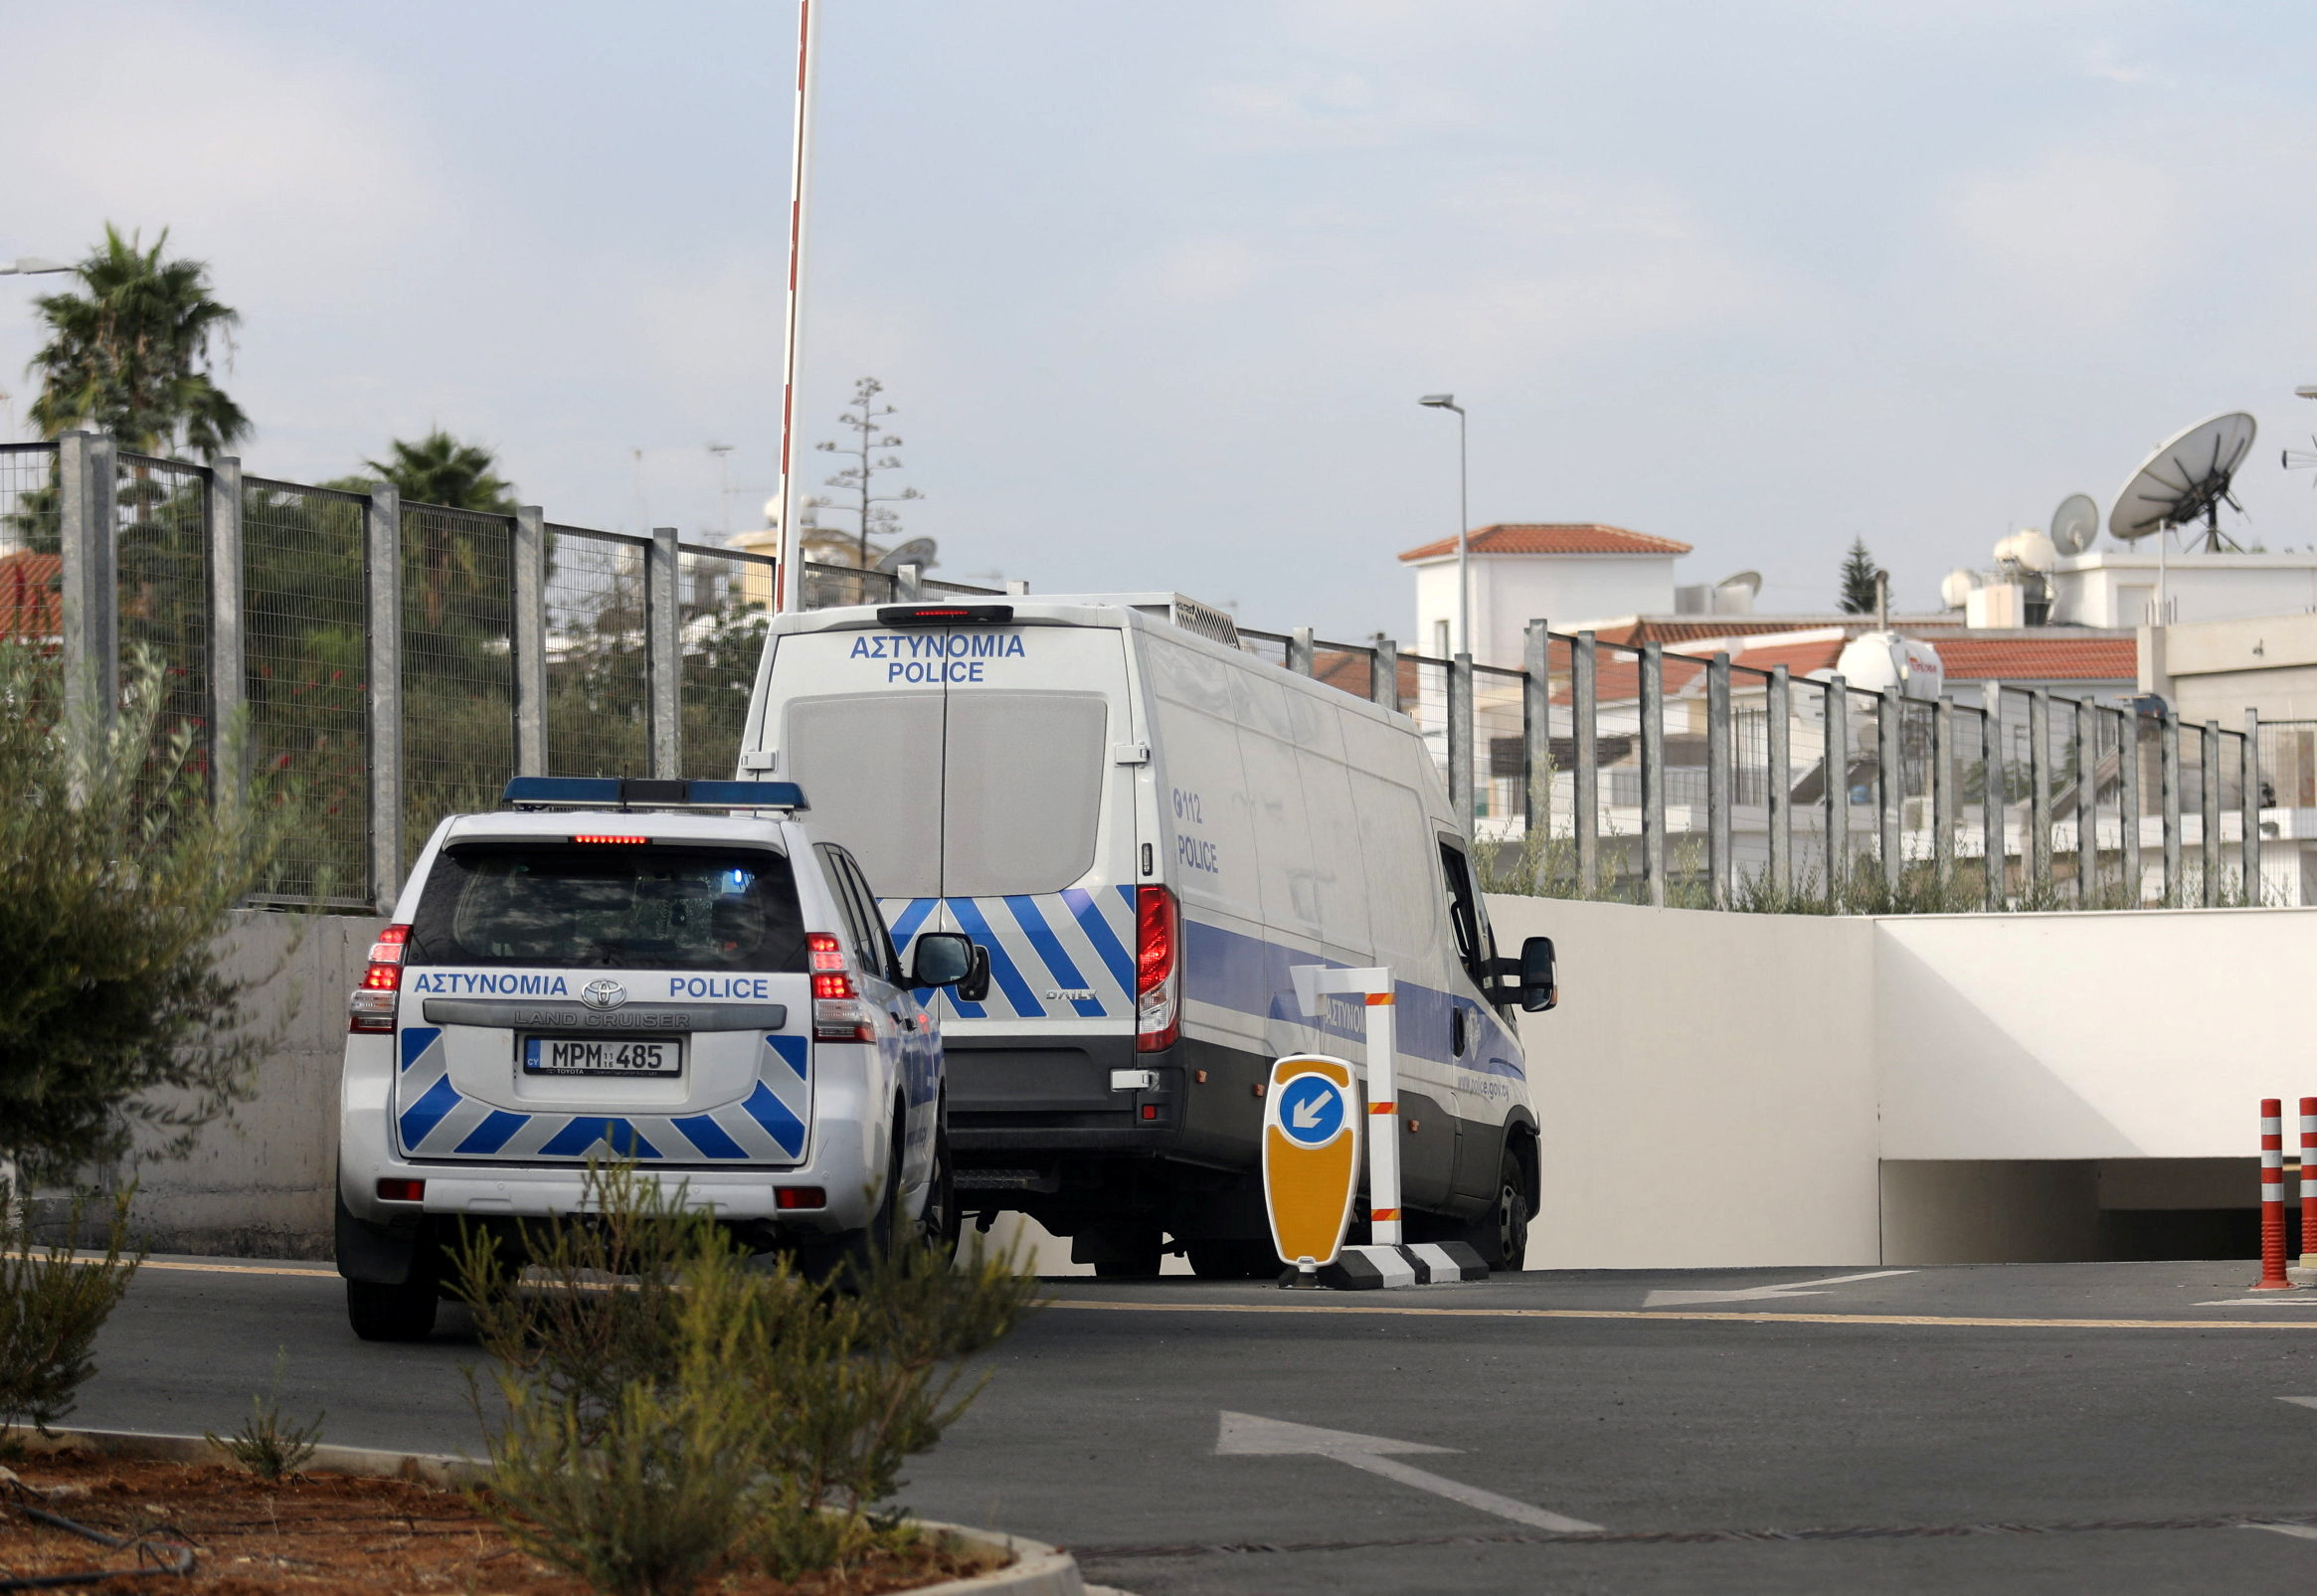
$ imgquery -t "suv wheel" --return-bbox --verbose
[346,1277,438,1341]
[919,1120,959,1256]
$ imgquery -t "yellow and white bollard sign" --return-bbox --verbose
[1260,1054,1361,1279]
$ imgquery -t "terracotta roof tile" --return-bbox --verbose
[1926,636,2137,682]
[1398,523,1693,562]
[0,551,61,642]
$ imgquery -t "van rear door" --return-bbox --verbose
[768,621,1140,1032]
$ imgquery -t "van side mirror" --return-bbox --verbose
[909,932,975,989]
[958,945,991,1004]
[1517,935,1557,1013]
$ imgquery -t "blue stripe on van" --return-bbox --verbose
[670,1114,750,1159]
[888,896,937,945]
[946,898,1045,1018]
[1003,895,1105,1017]
[453,1110,529,1155]
[1061,886,1135,992]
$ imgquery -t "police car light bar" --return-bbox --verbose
[875,604,1014,626]
[502,777,810,812]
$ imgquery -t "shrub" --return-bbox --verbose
[0,1190,140,1434]
[205,1348,324,1479]
[452,1159,1040,1595]
[0,642,280,1183]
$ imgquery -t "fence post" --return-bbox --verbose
[1825,674,1848,900]
[365,484,403,912]
[647,527,682,781]
[2202,719,2222,907]
[1640,641,1666,907]
[1522,619,1551,859]
[1707,652,1732,908]
[2074,697,2097,905]
[1370,636,1400,714]
[1767,664,1791,898]
[895,561,923,602]
[2243,711,2262,904]
[2119,706,2143,905]
[2028,689,2052,900]
[206,456,246,825]
[57,431,119,761]
[1448,651,1475,835]
[512,505,547,778]
[2160,708,2182,907]
[1878,685,1902,889]
[1287,626,1315,676]
[1981,681,2004,909]
[1573,631,1598,893]
[1932,695,1954,887]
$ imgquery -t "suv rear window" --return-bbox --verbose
[409,844,808,972]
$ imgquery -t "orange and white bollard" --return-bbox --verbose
[2299,1097,2317,1272]
[2256,1099,2295,1291]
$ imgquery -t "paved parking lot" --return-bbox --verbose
[65,1257,2317,1593]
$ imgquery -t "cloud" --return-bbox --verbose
[1941,148,2189,333]
[2080,41,2168,88]
[1139,238,1269,306]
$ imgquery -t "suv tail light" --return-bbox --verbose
[349,924,410,1034]
[1135,885,1179,1053]
[808,932,876,1042]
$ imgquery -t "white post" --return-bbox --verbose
[773,0,821,614]
[1364,981,1401,1247]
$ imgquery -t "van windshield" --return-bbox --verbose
[409,844,808,971]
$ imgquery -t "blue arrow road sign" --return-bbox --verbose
[1276,1073,1347,1149]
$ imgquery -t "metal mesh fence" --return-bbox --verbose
[679,545,771,781]
[401,501,514,859]
[1473,663,1523,835]
[2260,721,2317,809]
[801,561,895,610]
[545,526,649,779]
[113,452,210,775]
[1311,637,1381,705]
[1236,627,1290,671]
[243,476,370,904]
[0,443,61,641]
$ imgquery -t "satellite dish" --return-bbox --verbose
[1939,568,1981,609]
[759,494,782,528]
[1715,570,1762,600]
[872,537,939,575]
[2050,493,2098,556]
[2108,412,2257,551]
[1995,529,2057,574]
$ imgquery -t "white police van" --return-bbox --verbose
[334,777,987,1340]
[742,596,1557,1279]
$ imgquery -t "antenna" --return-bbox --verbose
[2107,412,2257,553]
[873,536,939,575]
[2050,493,2099,556]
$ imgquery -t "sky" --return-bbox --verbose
[7,0,2317,643]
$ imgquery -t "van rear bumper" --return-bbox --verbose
[945,1034,1258,1171]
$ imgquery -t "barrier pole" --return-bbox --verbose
[2300,1097,2317,1271]
[2257,1098,2293,1291]
[1365,986,1401,1247]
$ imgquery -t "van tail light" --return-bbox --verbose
[808,932,875,1042]
[349,924,411,1034]
[1135,885,1179,1053]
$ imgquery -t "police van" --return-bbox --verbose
[333,777,987,1340]
[742,596,1557,1279]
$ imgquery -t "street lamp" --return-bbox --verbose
[0,258,70,277]
[1418,394,1469,658]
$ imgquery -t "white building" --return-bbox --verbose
[2050,548,2317,628]
[1399,523,1692,663]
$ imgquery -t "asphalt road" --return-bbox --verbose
[60,1255,2317,1593]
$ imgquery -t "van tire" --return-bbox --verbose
[1186,1240,1276,1280]
[346,1277,438,1341]
[1089,1228,1164,1279]
[1463,1146,1531,1271]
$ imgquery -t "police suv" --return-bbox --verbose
[334,777,987,1341]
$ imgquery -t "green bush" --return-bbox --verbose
[0,1190,140,1435]
[452,1160,1040,1595]
[0,642,280,1182]
[204,1347,324,1479]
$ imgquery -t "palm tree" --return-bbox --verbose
[26,225,248,458]
[355,430,516,513]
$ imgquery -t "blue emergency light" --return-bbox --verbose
[501,777,809,812]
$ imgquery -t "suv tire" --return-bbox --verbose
[346,1277,438,1341]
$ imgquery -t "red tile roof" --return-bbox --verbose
[1398,523,1693,562]
[1726,638,1847,677]
[0,551,61,642]
[1925,635,2137,682]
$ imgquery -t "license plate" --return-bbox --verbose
[522,1035,684,1076]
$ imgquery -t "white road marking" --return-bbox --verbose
[1641,1270,1913,1309]
[2198,1297,2317,1307]
[2245,1522,2317,1540]
[2275,1397,2317,1411]
[1214,1410,1602,1533]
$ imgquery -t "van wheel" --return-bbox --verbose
[1186,1240,1276,1280]
[346,1277,438,1341]
[1463,1148,1531,1271]
[1088,1227,1164,1279]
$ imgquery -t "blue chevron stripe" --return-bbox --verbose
[767,1033,809,1079]
[399,1026,441,1073]
[947,897,1044,1017]
[741,1082,806,1157]
[538,1117,663,1159]
[453,1110,529,1155]
[1061,886,1134,992]
[670,1114,749,1159]
[887,896,937,945]
[398,1073,461,1150]
[1004,895,1104,1016]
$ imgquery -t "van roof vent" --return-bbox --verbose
[1165,595,1241,648]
